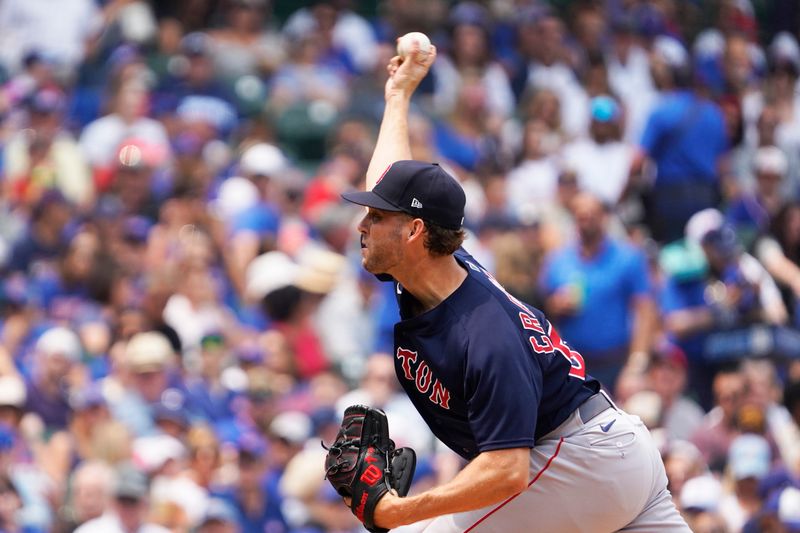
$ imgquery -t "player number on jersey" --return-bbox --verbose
[518,312,586,380]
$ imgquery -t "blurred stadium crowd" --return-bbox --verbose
[1,0,800,531]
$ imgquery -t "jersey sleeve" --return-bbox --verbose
[462,316,542,452]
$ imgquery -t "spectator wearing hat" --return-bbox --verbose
[661,209,787,408]
[103,215,153,288]
[515,168,589,255]
[74,463,169,533]
[741,100,800,199]
[152,397,190,441]
[678,474,727,531]
[245,251,333,380]
[3,86,93,208]
[108,331,179,437]
[726,145,791,245]
[298,245,374,378]
[540,192,656,392]
[631,36,729,244]
[265,411,311,487]
[562,95,636,206]
[22,327,83,432]
[719,433,774,532]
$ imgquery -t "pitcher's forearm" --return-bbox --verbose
[366,94,413,190]
[374,447,530,529]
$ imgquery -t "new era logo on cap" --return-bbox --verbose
[341,161,466,230]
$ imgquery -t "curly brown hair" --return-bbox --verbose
[423,220,466,256]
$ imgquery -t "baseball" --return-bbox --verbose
[397,32,431,59]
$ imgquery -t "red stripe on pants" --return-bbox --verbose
[464,438,564,533]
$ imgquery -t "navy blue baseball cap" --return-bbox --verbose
[341,160,466,230]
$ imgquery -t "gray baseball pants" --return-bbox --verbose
[421,397,691,532]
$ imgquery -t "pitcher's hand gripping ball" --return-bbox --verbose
[324,405,416,533]
[397,32,431,59]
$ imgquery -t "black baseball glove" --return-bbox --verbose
[323,405,416,533]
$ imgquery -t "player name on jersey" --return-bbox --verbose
[395,348,451,409]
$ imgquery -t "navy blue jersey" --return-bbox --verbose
[391,249,600,459]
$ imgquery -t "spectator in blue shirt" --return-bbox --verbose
[540,192,655,392]
[631,37,729,244]
[184,332,237,425]
[661,209,787,409]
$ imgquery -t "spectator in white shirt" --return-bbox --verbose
[506,118,560,215]
[562,95,635,206]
